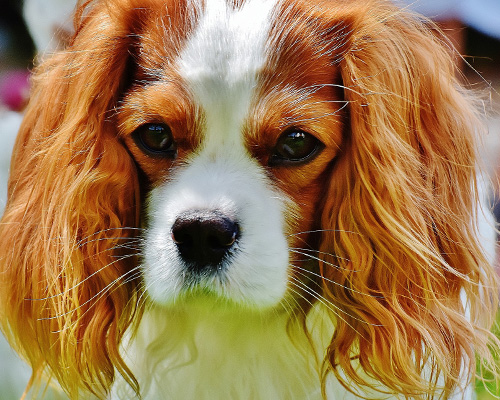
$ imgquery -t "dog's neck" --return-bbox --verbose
[113,301,343,399]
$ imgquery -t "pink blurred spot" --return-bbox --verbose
[0,70,31,112]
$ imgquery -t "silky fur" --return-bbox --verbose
[0,0,499,399]
[112,302,335,399]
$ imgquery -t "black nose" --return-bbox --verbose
[171,210,239,271]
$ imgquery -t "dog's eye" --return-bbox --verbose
[134,123,176,157]
[270,130,323,166]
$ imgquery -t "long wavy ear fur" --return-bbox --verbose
[318,1,499,397]
[0,1,148,398]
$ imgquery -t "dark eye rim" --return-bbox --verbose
[268,128,324,167]
[132,122,177,158]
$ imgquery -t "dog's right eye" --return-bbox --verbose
[133,123,177,157]
[269,129,324,166]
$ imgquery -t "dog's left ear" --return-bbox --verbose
[316,2,499,397]
[0,2,150,397]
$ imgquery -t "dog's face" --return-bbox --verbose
[119,0,343,308]
[0,0,498,398]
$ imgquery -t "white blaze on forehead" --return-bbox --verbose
[179,0,276,150]
[142,0,291,308]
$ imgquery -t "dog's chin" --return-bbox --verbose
[144,283,290,314]
[142,255,291,312]
[146,288,287,316]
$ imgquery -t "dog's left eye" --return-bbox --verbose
[133,123,177,157]
[269,130,324,166]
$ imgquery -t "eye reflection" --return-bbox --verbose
[134,123,177,157]
[269,129,324,166]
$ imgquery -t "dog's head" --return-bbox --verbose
[0,0,497,397]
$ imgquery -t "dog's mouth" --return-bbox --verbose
[142,196,290,308]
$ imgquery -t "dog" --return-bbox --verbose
[0,0,498,398]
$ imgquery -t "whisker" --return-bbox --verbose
[136,275,154,310]
[294,266,383,299]
[304,83,363,95]
[287,286,317,316]
[290,104,348,124]
[43,265,143,324]
[288,229,362,237]
[49,267,145,333]
[77,236,144,250]
[290,275,383,329]
[282,297,302,320]
[288,276,372,338]
[76,227,144,247]
[27,253,139,301]
[291,249,356,272]
[123,271,144,285]
[290,247,352,265]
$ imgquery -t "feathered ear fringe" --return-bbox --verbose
[317,2,500,398]
[0,1,148,398]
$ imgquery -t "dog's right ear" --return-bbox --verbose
[316,2,500,398]
[0,1,160,397]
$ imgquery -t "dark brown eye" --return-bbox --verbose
[269,130,323,166]
[134,123,176,157]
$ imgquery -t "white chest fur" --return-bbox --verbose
[111,303,348,400]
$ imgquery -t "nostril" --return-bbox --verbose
[206,220,238,248]
[171,210,239,270]
[171,223,194,246]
